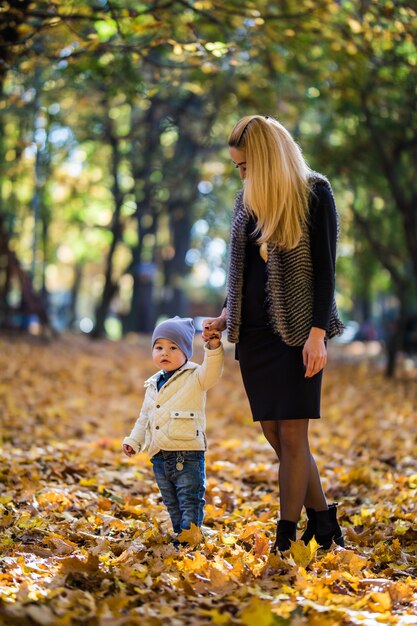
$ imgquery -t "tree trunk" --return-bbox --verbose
[163,205,192,318]
[125,100,161,334]
[159,94,215,318]
[385,290,407,378]
[69,263,83,329]
[0,216,50,329]
[91,105,124,339]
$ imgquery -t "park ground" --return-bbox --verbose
[0,334,416,626]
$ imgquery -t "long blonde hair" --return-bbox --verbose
[228,115,311,250]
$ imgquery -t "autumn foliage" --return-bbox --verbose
[0,334,416,625]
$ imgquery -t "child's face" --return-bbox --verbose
[152,338,187,372]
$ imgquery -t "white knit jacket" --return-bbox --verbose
[123,343,224,458]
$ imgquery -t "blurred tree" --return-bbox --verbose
[293,1,417,374]
[0,0,414,367]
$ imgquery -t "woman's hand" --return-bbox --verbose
[123,444,136,457]
[202,309,227,342]
[302,327,327,378]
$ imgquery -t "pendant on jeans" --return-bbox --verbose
[176,453,184,471]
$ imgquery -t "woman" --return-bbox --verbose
[202,115,345,552]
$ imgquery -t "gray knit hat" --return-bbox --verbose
[151,316,195,360]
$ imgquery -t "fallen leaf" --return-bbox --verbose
[177,523,203,546]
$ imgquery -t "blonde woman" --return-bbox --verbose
[203,115,345,553]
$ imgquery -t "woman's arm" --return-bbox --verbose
[310,184,338,331]
[303,184,338,378]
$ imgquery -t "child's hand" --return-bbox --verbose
[206,330,221,350]
[123,444,136,457]
[202,313,226,342]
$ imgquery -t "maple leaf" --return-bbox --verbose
[290,537,320,568]
[253,532,270,557]
[239,524,259,540]
[177,523,203,546]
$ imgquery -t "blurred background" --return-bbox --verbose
[0,0,416,376]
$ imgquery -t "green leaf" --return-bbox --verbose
[95,19,118,42]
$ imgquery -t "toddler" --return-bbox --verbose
[123,316,223,545]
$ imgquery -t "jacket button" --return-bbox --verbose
[156,426,159,430]
[156,404,160,408]
[175,412,179,416]
[190,413,194,416]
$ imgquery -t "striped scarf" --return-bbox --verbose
[226,173,345,347]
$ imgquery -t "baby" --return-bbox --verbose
[123,316,223,545]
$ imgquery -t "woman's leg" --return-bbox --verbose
[260,419,327,518]
[277,419,311,522]
[260,420,344,549]
[304,454,327,511]
[260,420,282,459]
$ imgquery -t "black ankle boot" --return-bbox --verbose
[300,507,316,545]
[314,503,344,550]
[272,519,297,553]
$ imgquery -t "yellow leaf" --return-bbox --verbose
[37,491,72,511]
[321,549,368,575]
[267,552,289,569]
[394,520,409,535]
[240,598,274,626]
[180,551,207,573]
[129,564,148,580]
[177,524,203,546]
[204,504,225,520]
[406,473,417,488]
[16,513,45,530]
[220,532,237,546]
[368,591,392,611]
[290,538,319,567]
[79,478,97,487]
[239,524,259,540]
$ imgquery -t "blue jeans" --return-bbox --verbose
[151,450,205,536]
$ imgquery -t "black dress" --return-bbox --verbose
[235,185,337,421]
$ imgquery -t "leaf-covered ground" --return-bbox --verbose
[0,334,416,626]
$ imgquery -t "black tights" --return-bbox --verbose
[260,419,327,523]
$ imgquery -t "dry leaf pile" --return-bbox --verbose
[0,334,416,626]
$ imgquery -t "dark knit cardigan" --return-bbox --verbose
[226,173,345,347]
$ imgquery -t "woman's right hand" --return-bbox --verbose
[202,310,227,342]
